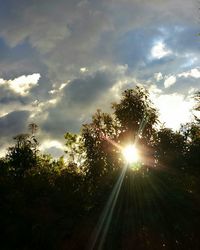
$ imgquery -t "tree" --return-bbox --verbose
[182,93,200,172]
[28,123,38,134]
[82,110,121,185]
[6,133,37,176]
[180,122,200,173]
[194,91,200,123]
[112,86,158,144]
[155,128,187,169]
[80,86,159,186]
[28,123,39,159]
[64,132,86,173]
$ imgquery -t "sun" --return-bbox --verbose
[122,144,139,163]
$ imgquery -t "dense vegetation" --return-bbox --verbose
[0,86,199,250]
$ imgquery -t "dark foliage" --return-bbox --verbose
[0,87,199,250]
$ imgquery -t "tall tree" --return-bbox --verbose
[155,128,187,169]
[28,123,39,159]
[80,86,159,185]
[112,86,158,144]
[7,133,37,176]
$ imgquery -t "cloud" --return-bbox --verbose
[0,1,71,53]
[154,72,163,81]
[40,69,118,137]
[39,139,65,158]
[149,84,195,130]
[164,75,176,88]
[0,73,40,95]
[178,68,200,78]
[0,110,30,138]
[156,94,194,130]
[152,67,200,93]
[80,67,88,73]
[151,41,172,59]
[0,110,31,157]
[0,0,199,157]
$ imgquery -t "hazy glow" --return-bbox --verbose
[155,93,194,130]
[40,140,64,151]
[122,144,139,163]
[149,85,194,130]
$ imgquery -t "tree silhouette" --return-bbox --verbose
[6,133,37,176]
[112,87,158,144]
[80,86,159,191]
[155,128,187,169]
[28,123,38,135]
[0,86,199,250]
[28,123,39,159]
[194,91,200,123]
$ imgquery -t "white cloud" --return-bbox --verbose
[188,87,198,95]
[151,41,172,59]
[39,139,65,158]
[40,139,64,151]
[178,68,200,78]
[154,72,163,81]
[149,85,194,130]
[164,75,176,88]
[80,67,88,73]
[0,73,40,95]
[148,84,163,96]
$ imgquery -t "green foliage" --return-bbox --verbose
[64,132,86,170]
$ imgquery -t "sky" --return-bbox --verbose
[0,0,199,157]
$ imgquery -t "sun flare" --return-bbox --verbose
[122,144,139,163]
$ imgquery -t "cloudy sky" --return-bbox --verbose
[0,0,199,157]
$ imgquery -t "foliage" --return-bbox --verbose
[81,87,159,187]
[194,91,200,123]
[112,87,158,143]
[155,128,187,169]
[64,132,86,173]
[6,133,37,176]
[0,87,200,249]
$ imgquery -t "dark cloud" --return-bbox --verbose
[41,70,116,137]
[0,110,30,138]
[63,71,113,106]
[0,86,27,105]
[43,116,80,138]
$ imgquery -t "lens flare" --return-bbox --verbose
[122,144,139,163]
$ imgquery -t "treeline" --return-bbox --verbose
[0,87,200,250]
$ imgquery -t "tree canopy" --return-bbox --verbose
[0,86,200,250]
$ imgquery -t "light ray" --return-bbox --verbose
[88,164,128,250]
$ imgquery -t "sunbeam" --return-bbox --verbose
[88,164,128,250]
